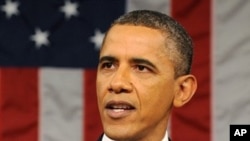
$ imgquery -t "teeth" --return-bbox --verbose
[112,105,130,109]
[113,109,124,112]
[106,102,135,110]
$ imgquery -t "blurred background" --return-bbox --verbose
[0,0,249,141]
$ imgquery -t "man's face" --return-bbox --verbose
[96,25,179,140]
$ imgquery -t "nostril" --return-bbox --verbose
[119,89,130,93]
[108,87,114,93]
[108,87,130,94]
[108,76,133,94]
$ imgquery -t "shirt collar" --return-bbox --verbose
[102,130,169,141]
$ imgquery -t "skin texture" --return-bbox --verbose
[96,25,197,141]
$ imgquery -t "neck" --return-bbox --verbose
[103,130,169,141]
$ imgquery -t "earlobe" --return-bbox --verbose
[173,75,197,107]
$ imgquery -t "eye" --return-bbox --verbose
[135,65,152,72]
[100,62,115,70]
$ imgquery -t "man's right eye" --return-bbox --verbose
[100,62,114,69]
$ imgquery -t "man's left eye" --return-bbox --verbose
[135,65,151,72]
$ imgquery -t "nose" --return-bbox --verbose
[108,67,133,94]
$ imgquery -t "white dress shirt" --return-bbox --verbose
[102,130,169,141]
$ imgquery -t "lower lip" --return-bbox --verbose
[106,109,135,119]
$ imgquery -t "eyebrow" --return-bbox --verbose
[99,56,117,64]
[98,56,157,70]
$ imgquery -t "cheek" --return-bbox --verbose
[138,79,175,113]
[96,76,107,101]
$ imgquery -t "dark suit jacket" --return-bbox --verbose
[97,134,103,141]
[97,134,171,141]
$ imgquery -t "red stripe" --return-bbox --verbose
[83,69,102,141]
[171,0,211,141]
[0,68,39,141]
[0,69,2,141]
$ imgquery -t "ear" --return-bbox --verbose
[173,74,197,107]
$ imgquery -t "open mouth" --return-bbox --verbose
[106,101,135,111]
[105,101,136,118]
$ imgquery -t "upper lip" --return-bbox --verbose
[105,100,135,110]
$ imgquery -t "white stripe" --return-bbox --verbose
[213,1,250,141]
[39,68,83,141]
[126,0,170,14]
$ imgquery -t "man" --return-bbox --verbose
[96,10,197,141]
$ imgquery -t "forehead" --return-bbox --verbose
[101,25,169,57]
[105,25,165,44]
[100,25,175,71]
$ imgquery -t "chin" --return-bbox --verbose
[104,125,135,141]
[107,134,137,141]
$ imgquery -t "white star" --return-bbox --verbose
[90,29,105,50]
[30,28,50,48]
[60,0,79,19]
[0,0,19,19]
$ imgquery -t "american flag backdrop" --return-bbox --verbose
[0,0,250,141]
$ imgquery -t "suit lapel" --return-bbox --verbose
[97,133,103,141]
